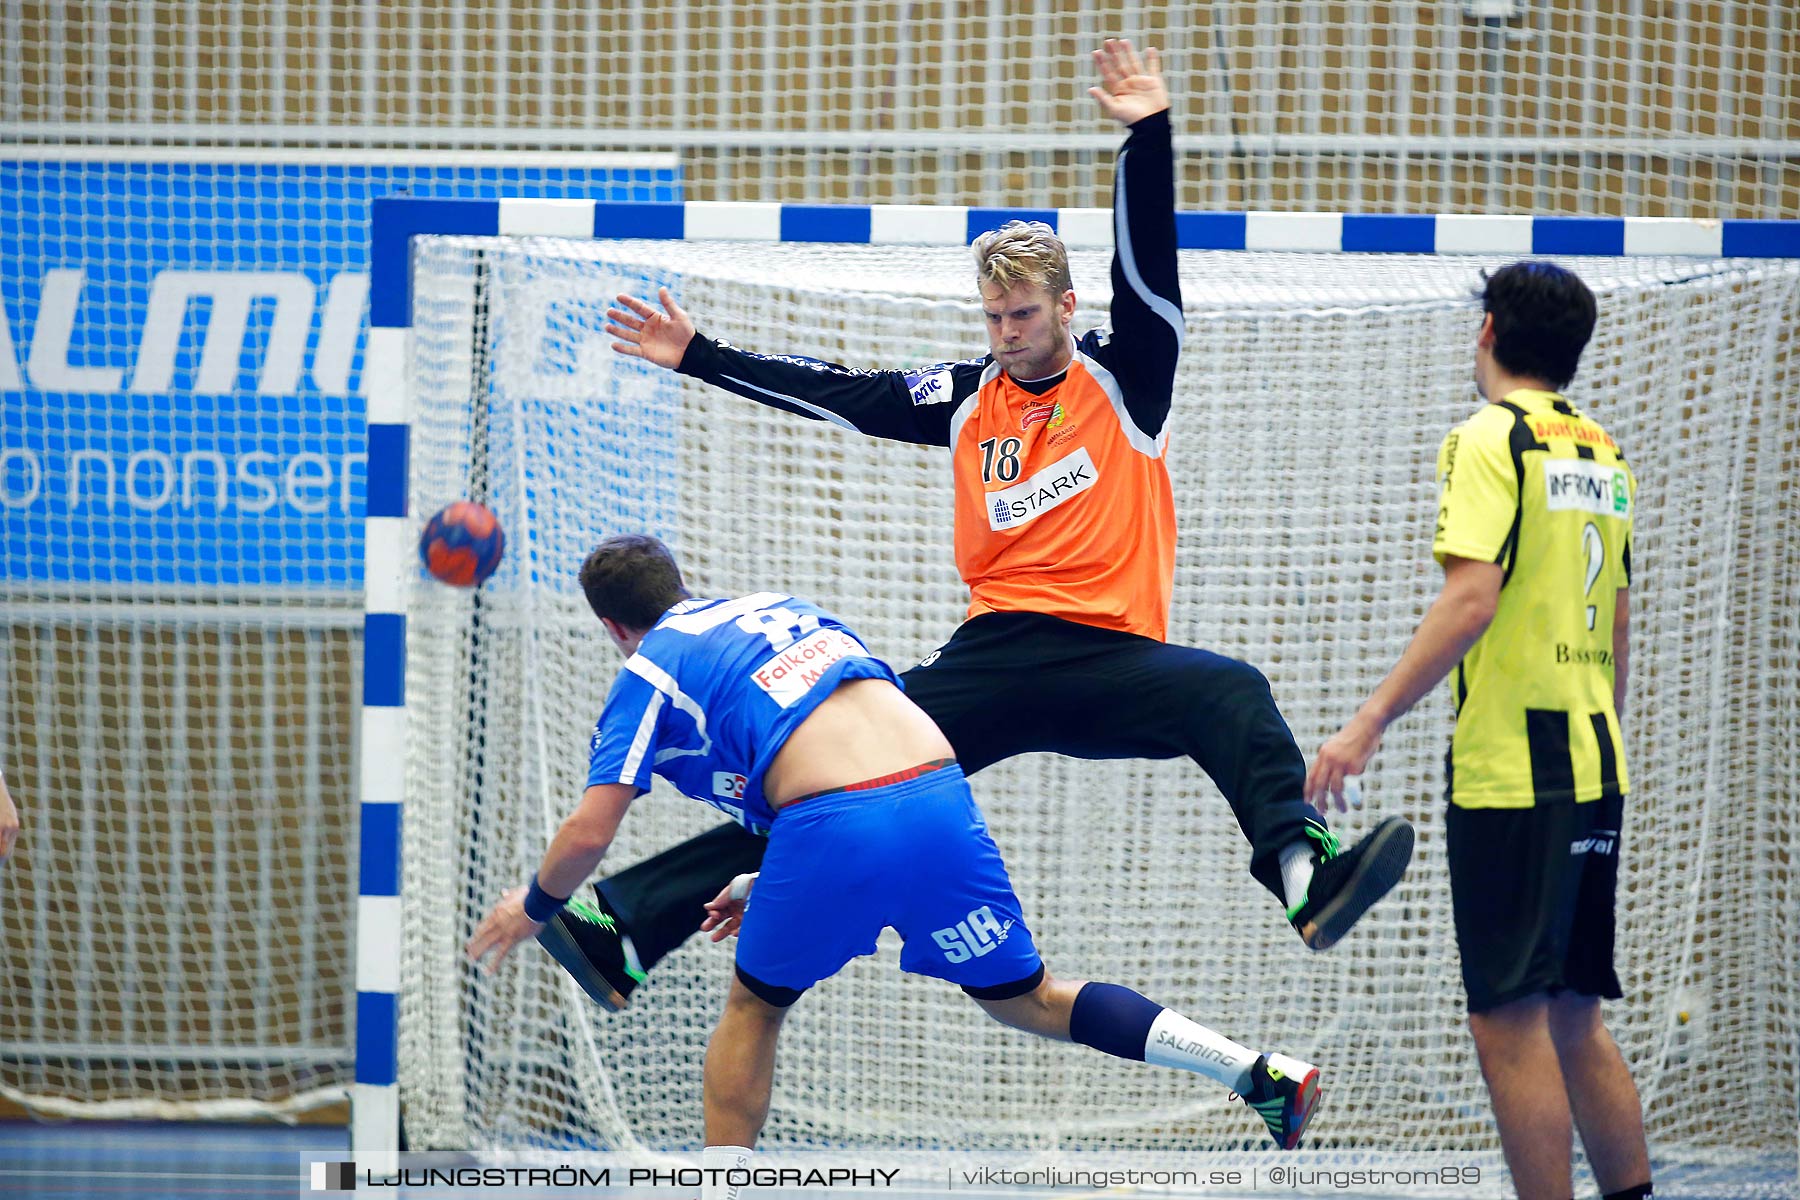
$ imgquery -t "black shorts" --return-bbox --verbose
[1446,793,1624,1014]
[903,611,1317,900]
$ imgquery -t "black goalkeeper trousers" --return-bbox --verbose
[598,610,1321,973]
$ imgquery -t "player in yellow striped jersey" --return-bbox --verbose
[1305,262,1651,1200]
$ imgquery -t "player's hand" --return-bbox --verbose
[464,885,546,973]
[606,286,696,369]
[700,873,757,942]
[1089,39,1169,127]
[1305,717,1381,812]
[0,774,19,863]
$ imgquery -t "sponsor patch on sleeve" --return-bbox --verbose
[751,628,872,707]
[905,367,955,406]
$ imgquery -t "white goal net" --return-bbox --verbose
[399,233,1798,1163]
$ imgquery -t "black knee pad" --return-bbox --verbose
[735,964,806,1008]
[960,963,1045,1001]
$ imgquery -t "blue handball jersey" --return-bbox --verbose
[585,593,900,833]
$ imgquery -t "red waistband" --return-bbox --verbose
[781,758,957,809]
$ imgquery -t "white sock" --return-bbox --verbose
[701,1145,753,1200]
[1143,1010,1257,1093]
[1279,839,1316,910]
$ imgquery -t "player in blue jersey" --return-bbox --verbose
[466,534,1323,1157]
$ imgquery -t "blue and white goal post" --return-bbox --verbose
[355,199,1799,1155]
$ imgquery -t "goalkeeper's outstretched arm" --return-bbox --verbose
[1086,39,1183,445]
[607,287,968,446]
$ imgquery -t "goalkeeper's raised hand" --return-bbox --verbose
[1089,38,1169,127]
[607,286,696,369]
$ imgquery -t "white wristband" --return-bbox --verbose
[728,872,758,902]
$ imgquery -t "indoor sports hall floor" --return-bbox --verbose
[2,1122,1796,1200]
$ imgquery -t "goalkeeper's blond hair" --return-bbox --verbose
[972,220,1074,298]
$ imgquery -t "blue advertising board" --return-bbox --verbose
[0,157,679,590]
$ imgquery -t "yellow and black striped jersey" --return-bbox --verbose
[1433,388,1634,809]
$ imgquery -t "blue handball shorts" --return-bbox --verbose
[733,763,1043,1002]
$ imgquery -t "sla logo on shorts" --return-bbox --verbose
[751,628,870,708]
[1544,460,1630,519]
[931,904,1015,963]
[713,772,748,800]
[986,446,1098,530]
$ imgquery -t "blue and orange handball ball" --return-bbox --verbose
[419,501,505,587]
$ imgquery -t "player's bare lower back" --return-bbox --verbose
[764,678,955,806]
